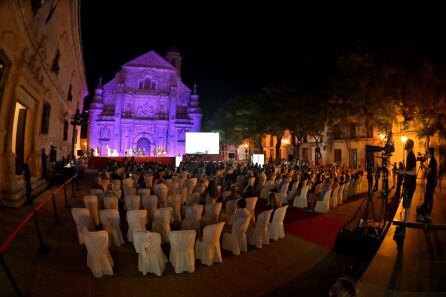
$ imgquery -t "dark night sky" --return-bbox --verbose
[80,3,445,125]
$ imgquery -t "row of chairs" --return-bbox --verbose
[72,200,288,278]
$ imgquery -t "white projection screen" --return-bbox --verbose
[252,153,265,166]
[185,132,220,154]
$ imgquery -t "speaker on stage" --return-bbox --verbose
[77,150,84,157]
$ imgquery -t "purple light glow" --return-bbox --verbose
[88,50,202,157]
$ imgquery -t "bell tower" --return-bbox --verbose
[165,47,182,76]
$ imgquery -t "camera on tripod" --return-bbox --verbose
[416,152,427,163]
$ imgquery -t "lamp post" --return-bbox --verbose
[401,135,408,166]
[70,106,88,159]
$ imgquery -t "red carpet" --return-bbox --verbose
[283,208,347,250]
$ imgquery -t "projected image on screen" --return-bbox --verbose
[185,132,219,154]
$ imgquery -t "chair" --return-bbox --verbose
[83,195,100,226]
[99,209,124,247]
[124,186,137,197]
[169,230,197,273]
[261,180,273,199]
[293,186,309,208]
[195,222,225,266]
[127,210,147,242]
[156,187,168,208]
[84,230,114,278]
[142,195,158,224]
[185,178,196,194]
[245,197,258,223]
[287,181,299,201]
[220,199,238,222]
[103,196,118,210]
[314,189,333,214]
[167,194,183,223]
[256,173,267,192]
[202,202,222,226]
[247,209,273,248]
[181,205,204,234]
[151,207,173,244]
[337,183,345,205]
[221,215,250,255]
[71,208,93,244]
[168,180,179,195]
[347,179,357,198]
[125,195,141,211]
[268,205,288,241]
[137,188,151,197]
[330,186,340,209]
[133,231,167,276]
[186,193,200,206]
[278,182,289,204]
[145,175,153,188]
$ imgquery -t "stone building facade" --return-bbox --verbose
[88,49,202,157]
[0,0,88,206]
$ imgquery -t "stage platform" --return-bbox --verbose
[90,156,175,168]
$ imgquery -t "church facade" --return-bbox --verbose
[88,49,202,157]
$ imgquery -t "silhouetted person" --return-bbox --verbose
[22,163,32,205]
[41,149,47,178]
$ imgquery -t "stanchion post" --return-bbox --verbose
[0,253,24,297]
[63,186,70,208]
[51,193,62,225]
[32,212,50,253]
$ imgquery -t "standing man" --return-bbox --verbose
[22,162,32,205]
[396,139,417,236]
[417,147,437,222]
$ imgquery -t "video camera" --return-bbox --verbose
[416,152,427,163]
[365,141,395,157]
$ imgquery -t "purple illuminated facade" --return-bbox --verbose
[88,49,202,156]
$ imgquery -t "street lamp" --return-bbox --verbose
[401,135,408,165]
[70,106,88,159]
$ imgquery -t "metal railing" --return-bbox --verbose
[0,174,78,297]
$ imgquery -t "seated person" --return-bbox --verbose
[266,192,282,211]
[225,199,251,233]
[242,185,256,198]
[91,176,104,190]
[309,176,331,210]
[103,184,118,199]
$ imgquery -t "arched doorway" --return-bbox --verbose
[136,137,150,154]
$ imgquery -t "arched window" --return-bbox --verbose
[139,77,157,90]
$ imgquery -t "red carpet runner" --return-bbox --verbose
[283,208,347,250]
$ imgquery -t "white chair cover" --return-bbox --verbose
[168,180,179,195]
[293,186,309,208]
[137,188,151,197]
[256,173,267,192]
[124,186,137,197]
[278,182,290,204]
[221,215,250,255]
[83,195,100,226]
[167,194,183,223]
[103,196,118,210]
[156,186,168,208]
[142,195,158,224]
[195,222,225,266]
[133,231,166,276]
[71,208,93,244]
[245,197,258,224]
[125,195,141,211]
[151,207,173,244]
[202,202,222,226]
[268,205,288,241]
[181,205,204,234]
[185,178,197,194]
[84,230,114,278]
[314,189,333,214]
[247,209,273,248]
[261,180,273,199]
[287,181,300,201]
[99,209,124,247]
[330,186,340,209]
[337,183,345,205]
[220,199,238,222]
[186,193,200,206]
[127,210,147,242]
[169,230,196,273]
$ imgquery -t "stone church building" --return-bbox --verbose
[88,49,202,157]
